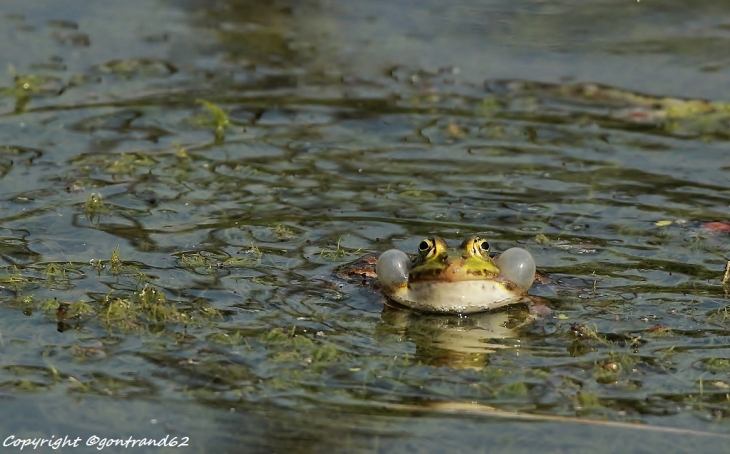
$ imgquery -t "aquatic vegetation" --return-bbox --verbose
[101,296,138,329]
[178,252,217,273]
[42,263,67,282]
[133,285,185,324]
[319,238,361,261]
[176,245,263,271]
[84,193,106,223]
[574,392,603,415]
[207,330,242,346]
[195,99,231,141]
[645,324,673,337]
[273,224,297,240]
[105,152,157,176]
[69,342,107,360]
[703,358,730,374]
[0,244,225,336]
[0,266,36,293]
[225,244,262,267]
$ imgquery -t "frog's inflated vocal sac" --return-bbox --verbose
[376,236,536,314]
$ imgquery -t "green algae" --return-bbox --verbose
[195,99,232,141]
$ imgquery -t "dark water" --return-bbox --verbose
[2,0,730,452]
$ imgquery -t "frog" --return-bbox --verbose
[375,236,536,314]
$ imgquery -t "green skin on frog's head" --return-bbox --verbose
[376,236,536,314]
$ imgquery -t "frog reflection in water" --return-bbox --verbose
[376,236,536,314]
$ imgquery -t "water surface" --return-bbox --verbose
[1,0,730,452]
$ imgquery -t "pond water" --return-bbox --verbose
[2,0,730,452]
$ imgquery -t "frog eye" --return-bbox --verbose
[478,240,490,253]
[418,239,432,252]
[468,236,490,258]
[418,237,439,258]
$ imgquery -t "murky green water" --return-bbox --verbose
[2,0,730,452]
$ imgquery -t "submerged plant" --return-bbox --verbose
[319,238,360,261]
[108,245,124,274]
[705,357,730,374]
[84,192,106,222]
[273,224,297,240]
[196,99,231,141]
[135,284,186,324]
[225,244,262,267]
[574,391,602,414]
[179,252,217,273]
[0,266,34,292]
[105,152,156,176]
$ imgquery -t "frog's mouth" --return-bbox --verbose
[396,279,524,314]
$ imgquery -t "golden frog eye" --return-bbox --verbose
[478,239,490,253]
[467,236,490,259]
[418,238,435,257]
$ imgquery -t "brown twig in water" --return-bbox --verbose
[365,401,730,439]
